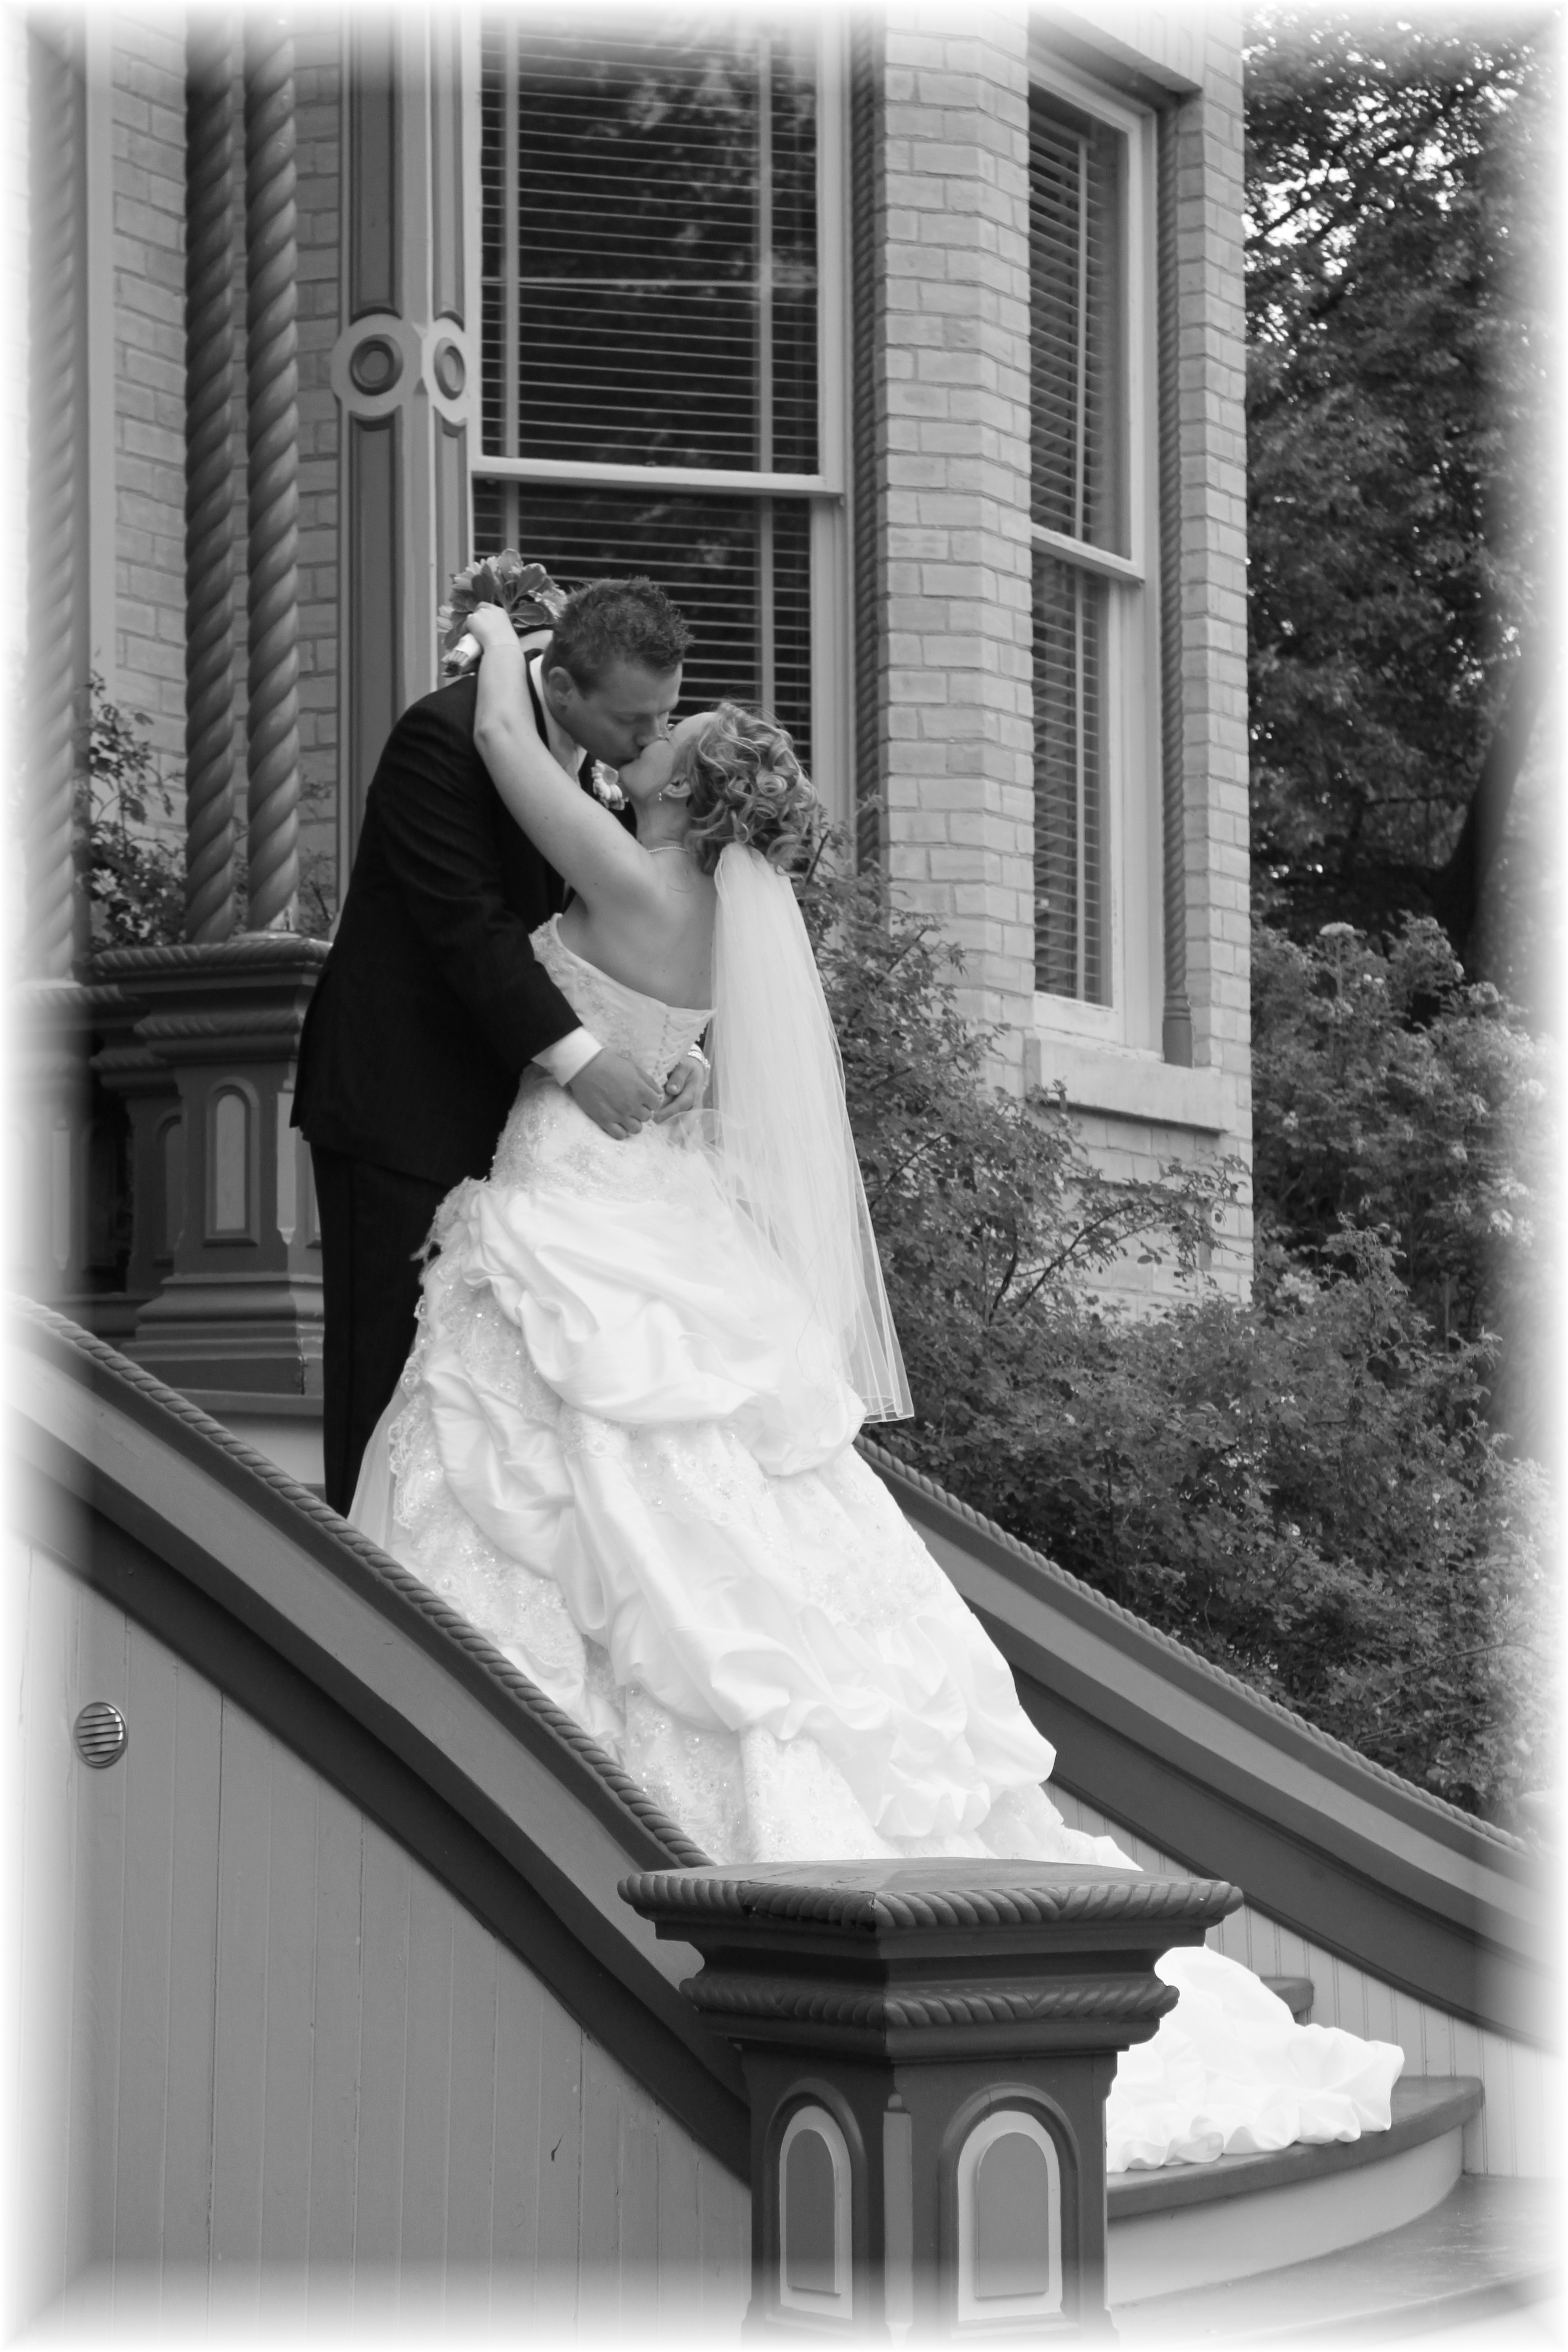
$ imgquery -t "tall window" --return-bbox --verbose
[1029,82,1141,1008]
[477,14,844,776]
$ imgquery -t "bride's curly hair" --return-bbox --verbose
[680,704,822,876]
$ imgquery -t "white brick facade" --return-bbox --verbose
[880,11,1037,1076]
[61,0,1253,1293]
[871,3,1253,1299]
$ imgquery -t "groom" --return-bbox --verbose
[294,575,696,1515]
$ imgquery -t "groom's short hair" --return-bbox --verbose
[546,577,693,690]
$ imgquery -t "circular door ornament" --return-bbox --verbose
[348,333,403,395]
[433,340,466,399]
[74,1701,128,1769]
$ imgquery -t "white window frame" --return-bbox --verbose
[466,14,853,833]
[1028,50,1164,1055]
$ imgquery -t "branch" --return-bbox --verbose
[1248,66,1506,305]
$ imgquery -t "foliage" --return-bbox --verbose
[1251,917,1551,1362]
[1244,13,1548,940]
[71,680,340,943]
[799,854,1238,1327]
[294,777,339,939]
[920,1234,1550,1820]
[74,678,186,947]
[805,855,1553,1825]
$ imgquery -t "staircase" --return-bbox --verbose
[12,1303,1556,2341]
[1103,1976,1554,2339]
[1110,2063,1554,2340]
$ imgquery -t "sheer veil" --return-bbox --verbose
[707,844,913,1423]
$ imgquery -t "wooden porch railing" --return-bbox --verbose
[15,940,328,1404]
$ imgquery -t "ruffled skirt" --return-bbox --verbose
[353,1074,1403,2170]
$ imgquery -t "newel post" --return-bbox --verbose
[621,1862,1242,2342]
[94,934,329,1401]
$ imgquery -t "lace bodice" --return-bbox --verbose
[531,917,711,1085]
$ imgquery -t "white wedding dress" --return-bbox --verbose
[352,915,1404,2172]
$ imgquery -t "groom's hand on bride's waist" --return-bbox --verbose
[565,1048,664,1140]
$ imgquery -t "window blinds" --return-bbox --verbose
[1032,551,1106,1005]
[474,480,813,766]
[481,15,817,474]
[478,13,819,758]
[1029,87,1124,1002]
[1028,90,1125,553]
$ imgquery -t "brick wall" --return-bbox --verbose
[878,7,1037,1082]
[1168,20,1251,1090]
[873,3,1253,1301]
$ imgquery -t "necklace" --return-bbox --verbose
[647,843,694,860]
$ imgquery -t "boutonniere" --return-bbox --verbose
[587,761,627,812]
[439,551,569,674]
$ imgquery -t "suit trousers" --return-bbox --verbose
[310,1144,447,1516]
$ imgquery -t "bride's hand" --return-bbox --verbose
[618,734,677,796]
[466,603,520,652]
[468,610,551,744]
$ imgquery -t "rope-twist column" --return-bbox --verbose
[183,18,239,942]
[24,30,83,980]
[242,22,301,931]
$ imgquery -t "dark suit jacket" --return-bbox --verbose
[294,670,585,1188]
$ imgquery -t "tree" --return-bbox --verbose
[1251,917,1550,1333]
[1245,12,1550,955]
[1250,914,1553,1457]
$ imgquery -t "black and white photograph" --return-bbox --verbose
[4,2,1558,2341]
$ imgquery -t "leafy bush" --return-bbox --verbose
[805,856,1554,1825]
[1252,919,1550,1340]
[929,1236,1551,1820]
[1253,917,1553,1462]
[71,680,340,944]
[75,678,186,947]
[802,857,1237,1320]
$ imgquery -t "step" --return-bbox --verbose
[1262,1972,1315,2021]
[1113,2173,1557,2342]
[1107,2077,1482,2305]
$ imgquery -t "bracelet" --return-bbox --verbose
[685,1044,711,1073]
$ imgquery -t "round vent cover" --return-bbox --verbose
[74,1702,128,1769]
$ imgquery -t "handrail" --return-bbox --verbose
[17,1296,708,1864]
[861,1438,1527,1861]
[11,1298,1548,2097]
[11,1298,750,2174]
[860,1438,1548,2044]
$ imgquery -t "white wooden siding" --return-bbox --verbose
[12,1539,750,2331]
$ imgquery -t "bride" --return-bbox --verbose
[351,599,1402,2170]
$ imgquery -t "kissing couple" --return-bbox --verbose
[293,565,1402,2169]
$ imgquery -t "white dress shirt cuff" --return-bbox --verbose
[533,1027,602,1087]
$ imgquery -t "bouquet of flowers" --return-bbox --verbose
[438,551,569,675]
[438,551,626,809]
